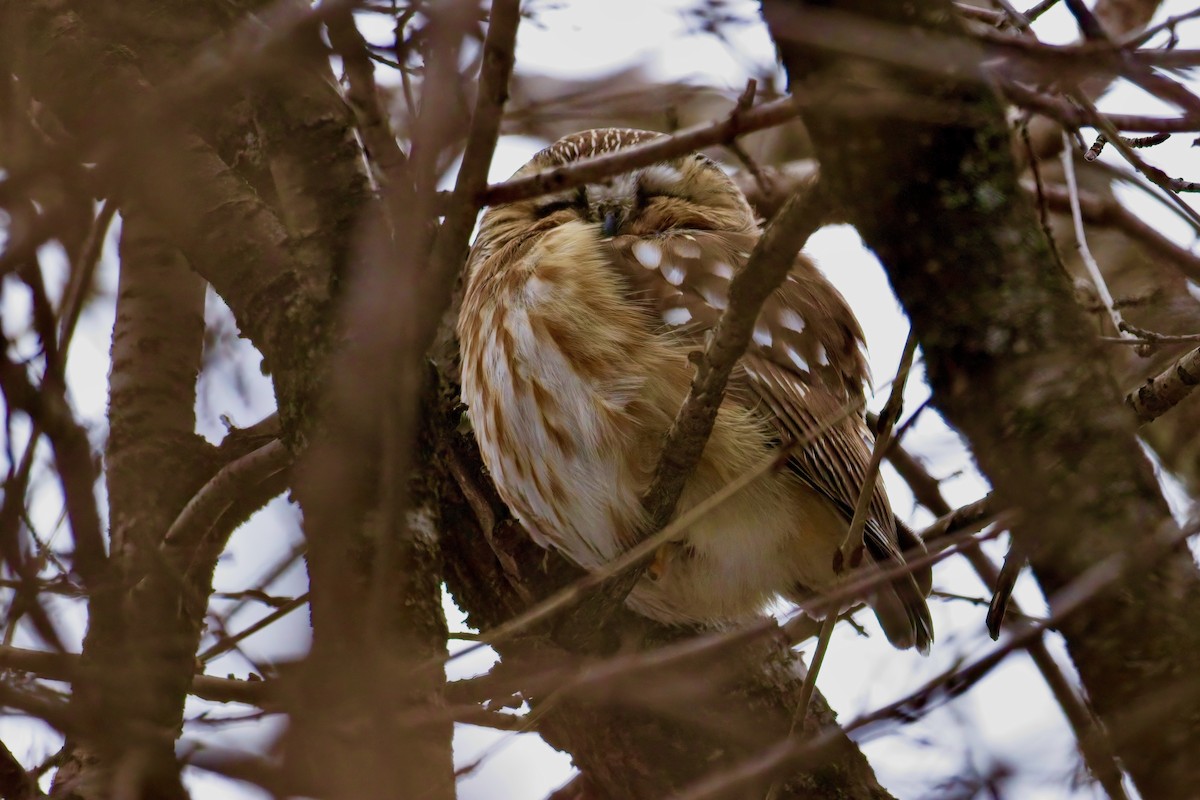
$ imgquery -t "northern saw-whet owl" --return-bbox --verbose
[458,129,933,651]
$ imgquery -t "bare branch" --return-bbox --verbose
[1025,180,1200,285]
[480,96,804,206]
[0,644,273,708]
[674,518,1194,800]
[0,737,41,800]
[162,440,293,565]
[642,187,831,538]
[326,11,409,184]
[1127,345,1200,423]
[0,352,107,594]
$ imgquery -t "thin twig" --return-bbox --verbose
[836,332,918,565]
[1020,118,1071,278]
[1024,179,1200,285]
[882,445,1129,799]
[1071,93,1200,232]
[672,519,1195,800]
[326,11,410,185]
[1122,7,1200,48]
[1061,133,1133,339]
[198,593,310,663]
[58,199,117,349]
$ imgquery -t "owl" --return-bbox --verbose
[458,128,933,651]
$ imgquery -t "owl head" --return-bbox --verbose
[471,128,757,265]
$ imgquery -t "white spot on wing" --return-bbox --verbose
[633,240,662,269]
[785,345,809,372]
[663,307,692,326]
[712,261,734,279]
[780,308,805,332]
[701,285,727,310]
[815,343,829,366]
[674,238,702,259]
[662,263,686,286]
[753,321,772,347]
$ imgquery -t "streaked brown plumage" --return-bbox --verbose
[458,128,933,651]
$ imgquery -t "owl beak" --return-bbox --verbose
[601,209,620,237]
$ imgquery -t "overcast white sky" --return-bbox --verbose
[4,1,1200,798]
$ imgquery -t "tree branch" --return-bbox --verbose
[1127,344,1200,423]
[764,2,1200,797]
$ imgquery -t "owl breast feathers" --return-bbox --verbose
[458,128,933,652]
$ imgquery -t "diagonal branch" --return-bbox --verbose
[0,353,107,595]
[1127,345,1200,423]
[479,95,804,206]
[641,186,831,533]
[674,517,1195,800]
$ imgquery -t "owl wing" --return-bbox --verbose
[608,230,894,544]
[610,229,933,649]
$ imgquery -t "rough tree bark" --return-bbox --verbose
[49,205,213,799]
[761,1,1200,797]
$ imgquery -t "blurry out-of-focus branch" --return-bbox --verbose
[2,0,352,208]
[0,352,107,596]
[57,200,116,350]
[0,644,274,708]
[1025,179,1200,284]
[326,11,409,192]
[881,437,1128,797]
[673,517,1194,800]
[199,593,310,664]
[285,3,520,798]
[1013,0,1164,156]
[430,0,521,292]
[0,737,40,800]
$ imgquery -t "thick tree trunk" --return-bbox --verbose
[761,2,1200,797]
[53,205,213,799]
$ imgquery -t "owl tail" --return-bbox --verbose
[869,519,934,653]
